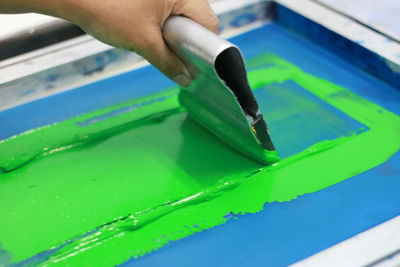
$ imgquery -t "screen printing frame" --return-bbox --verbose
[1,0,400,266]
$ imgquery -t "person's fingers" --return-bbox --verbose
[172,0,219,34]
[137,26,192,87]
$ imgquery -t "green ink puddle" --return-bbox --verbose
[1,53,399,266]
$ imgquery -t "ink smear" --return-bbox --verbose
[0,52,399,267]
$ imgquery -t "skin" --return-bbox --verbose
[0,0,219,87]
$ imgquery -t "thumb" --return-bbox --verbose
[137,27,192,87]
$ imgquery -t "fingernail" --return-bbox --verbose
[173,73,192,87]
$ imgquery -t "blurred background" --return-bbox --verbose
[0,0,399,61]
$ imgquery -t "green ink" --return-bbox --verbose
[0,53,399,266]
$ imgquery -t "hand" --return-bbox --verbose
[0,0,219,87]
[69,0,219,87]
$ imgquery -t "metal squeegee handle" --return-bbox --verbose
[163,16,276,152]
[162,15,260,118]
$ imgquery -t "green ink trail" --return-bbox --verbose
[0,53,399,266]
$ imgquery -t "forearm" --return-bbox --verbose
[0,0,86,23]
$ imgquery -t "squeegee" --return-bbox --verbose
[163,16,279,164]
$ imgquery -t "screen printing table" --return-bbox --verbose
[1,0,400,266]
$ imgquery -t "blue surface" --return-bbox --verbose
[275,3,400,89]
[0,67,175,140]
[255,80,366,158]
[124,23,400,266]
[127,152,400,267]
[1,19,400,267]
